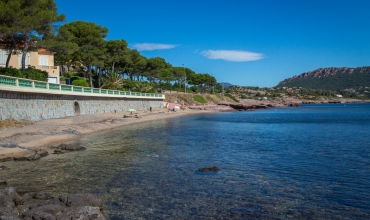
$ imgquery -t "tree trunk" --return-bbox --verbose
[112,62,115,73]
[5,39,16,68]
[21,41,29,71]
[98,66,102,87]
[88,64,94,88]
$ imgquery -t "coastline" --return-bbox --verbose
[0,108,221,162]
[1,98,369,161]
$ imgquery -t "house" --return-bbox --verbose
[0,47,60,84]
[336,94,343,98]
[344,88,355,93]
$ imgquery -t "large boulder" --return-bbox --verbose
[0,194,15,208]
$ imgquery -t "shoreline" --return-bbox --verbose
[1,99,369,162]
[0,108,220,162]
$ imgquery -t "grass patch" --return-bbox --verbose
[225,93,239,102]
[193,95,207,104]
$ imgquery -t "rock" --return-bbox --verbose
[0,164,6,170]
[59,194,103,209]
[0,158,13,162]
[55,144,86,151]
[0,207,21,220]
[56,206,106,220]
[36,149,48,157]
[0,143,19,148]
[198,166,219,172]
[0,194,15,208]
[53,149,62,154]
[13,153,41,161]
[0,188,17,202]
[22,204,66,220]
[0,180,7,186]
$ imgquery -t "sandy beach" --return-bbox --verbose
[0,108,218,161]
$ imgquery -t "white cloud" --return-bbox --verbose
[201,50,265,62]
[132,43,178,51]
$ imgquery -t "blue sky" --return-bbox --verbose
[54,0,370,87]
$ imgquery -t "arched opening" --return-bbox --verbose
[74,101,81,116]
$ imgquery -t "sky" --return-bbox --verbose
[54,0,370,87]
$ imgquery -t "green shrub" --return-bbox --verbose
[225,93,239,102]
[0,67,23,78]
[72,79,89,87]
[194,95,207,104]
[23,67,48,81]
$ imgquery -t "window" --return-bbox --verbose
[0,49,8,65]
[40,56,48,66]
[18,53,30,68]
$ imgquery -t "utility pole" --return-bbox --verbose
[183,64,186,93]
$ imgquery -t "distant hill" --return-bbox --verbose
[277,66,370,91]
[221,82,233,88]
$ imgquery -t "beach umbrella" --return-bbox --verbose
[127,108,136,114]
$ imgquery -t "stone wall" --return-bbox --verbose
[0,91,163,121]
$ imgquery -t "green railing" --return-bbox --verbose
[61,85,72,91]
[34,82,47,89]
[49,83,60,90]
[19,79,33,87]
[0,75,16,86]
[0,75,164,99]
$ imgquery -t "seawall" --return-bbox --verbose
[0,91,164,121]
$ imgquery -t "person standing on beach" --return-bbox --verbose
[150,107,152,112]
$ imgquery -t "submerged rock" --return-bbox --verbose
[0,187,106,219]
[0,143,19,148]
[51,144,86,152]
[198,166,219,172]
[0,164,6,170]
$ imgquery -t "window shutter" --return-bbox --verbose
[0,50,7,65]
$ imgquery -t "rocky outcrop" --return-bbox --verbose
[0,144,49,162]
[0,187,106,220]
[50,144,86,154]
[217,102,277,111]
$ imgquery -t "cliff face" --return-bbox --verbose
[277,66,370,90]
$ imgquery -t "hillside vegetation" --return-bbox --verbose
[278,66,370,91]
[164,93,235,106]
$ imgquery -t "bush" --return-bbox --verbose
[225,93,239,102]
[72,79,90,87]
[194,95,207,104]
[0,67,24,78]
[23,67,48,81]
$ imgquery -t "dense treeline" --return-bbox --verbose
[0,0,219,93]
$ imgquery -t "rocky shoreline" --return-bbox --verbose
[0,143,85,162]
[0,186,105,219]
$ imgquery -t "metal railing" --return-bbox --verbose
[0,75,163,99]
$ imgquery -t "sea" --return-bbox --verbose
[2,103,370,219]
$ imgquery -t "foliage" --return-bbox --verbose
[23,67,48,81]
[0,0,65,70]
[62,21,108,87]
[225,93,239,102]
[0,67,23,78]
[277,67,370,91]
[193,95,207,104]
[133,82,153,93]
[72,79,89,87]
[101,72,124,90]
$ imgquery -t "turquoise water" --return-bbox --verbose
[2,103,370,219]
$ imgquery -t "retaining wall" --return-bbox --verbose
[0,91,164,121]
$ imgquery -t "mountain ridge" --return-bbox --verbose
[277,66,370,91]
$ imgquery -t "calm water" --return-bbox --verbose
[2,103,370,219]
